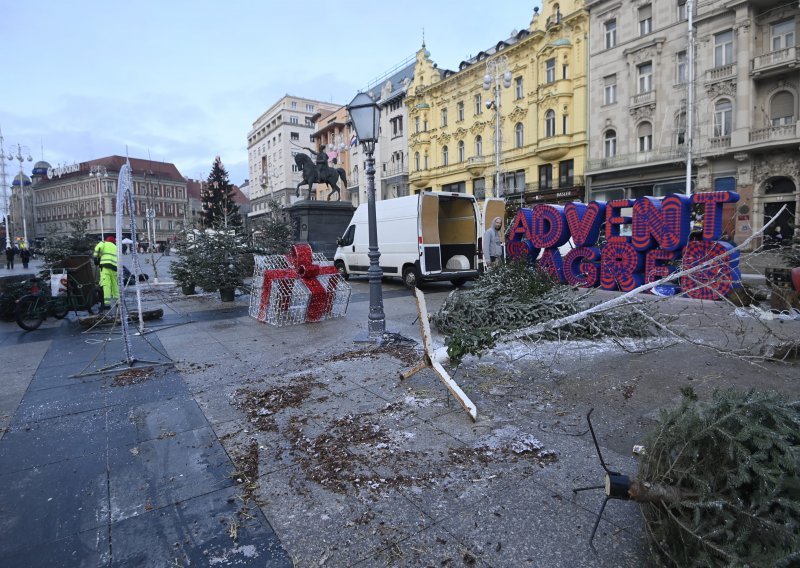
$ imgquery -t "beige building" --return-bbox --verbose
[32,156,188,247]
[246,96,340,217]
[585,0,800,245]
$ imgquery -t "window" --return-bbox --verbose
[424,154,429,169]
[562,115,568,134]
[772,19,795,51]
[559,160,574,187]
[714,30,734,67]
[475,94,482,115]
[457,140,465,162]
[638,62,653,93]
[415,116,420,133]
[290,116,299,124]
[515,77,524,99]
[638,122,653,151]
[545,109,556,137]
[442,145,449,166]
[546,58,556,83]
[539,164,553,189]
[291,101,297,109]
[457,101,465,121]
[676,51,687,84]
[714,99,732,136]
[604,75,617,105]
[676,112,686,145]
[604,19,617,49]
[604,130,617,157]
[475,135,483,157]
[639,4,652,36]
[473,178,486,200]
[562,65,568,80]
[415,152,420,171]
[290,132,299,141]
[770,91,795,126]
[441,108,448,127]
[677,0,687,21]
[515,123,524,148]
[306,104,314,112]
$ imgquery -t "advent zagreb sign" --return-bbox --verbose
[507,191,740,300]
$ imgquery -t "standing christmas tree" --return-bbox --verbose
[201,156,242,229]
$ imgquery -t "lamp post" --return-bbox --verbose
[482,55,512,199]
[7,143,32,248]
[347,92,385,342]
[89,164,109,239]
[0,128,10,248]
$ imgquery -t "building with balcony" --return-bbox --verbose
[31,156,188,247]
[246,96,340,217]
[406,1,588,205]
[585,0,799,246]
[310,105,354,203]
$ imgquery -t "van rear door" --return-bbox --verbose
[418,193,442,275]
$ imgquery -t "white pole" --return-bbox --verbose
[0,128,10,248]
[686,0,695,197]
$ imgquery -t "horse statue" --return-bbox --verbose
[294,153,348,201]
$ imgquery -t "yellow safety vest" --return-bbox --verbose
[93,241,118,270]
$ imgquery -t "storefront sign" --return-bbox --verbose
[507,191,740,300]
[47,163,80,179]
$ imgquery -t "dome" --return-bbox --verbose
[32,161,51,175]
[12,173,31,186]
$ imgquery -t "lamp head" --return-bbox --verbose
[485,100,495,110]
[347,91,380,148]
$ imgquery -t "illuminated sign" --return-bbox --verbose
[47,163,80,179]
[507,191,740,300]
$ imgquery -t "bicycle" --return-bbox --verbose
[15,255,103,331]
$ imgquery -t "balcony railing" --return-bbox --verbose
[752,46,799,75]
[705,63,736,82]
[707,136,731,150]
[586,148,685,171]
[381,163,409,177]
[630,90,656,108]
[749,123,798,143]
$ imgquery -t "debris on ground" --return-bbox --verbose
[112,366,154,386]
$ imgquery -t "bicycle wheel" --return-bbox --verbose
[15,295,47,331]
[52,298,70,319]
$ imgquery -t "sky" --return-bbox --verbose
[1,1,541,186]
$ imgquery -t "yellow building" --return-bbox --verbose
[406,1,588,205]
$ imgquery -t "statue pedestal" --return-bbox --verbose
[287,200,355,260]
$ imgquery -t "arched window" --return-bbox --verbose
[545,110,556,137]
[637,122,653,152]
[604,129,617,157]
[457,140,465,162]
[770,91,795,126]
[675,112,686,146]
[424,154,429,169]
[442,145,449,166]
[515,123,524,148]
[475,135,483,157]
[714,99,733,137]
[414,152,420,171]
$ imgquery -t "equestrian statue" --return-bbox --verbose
[294,147,348,201]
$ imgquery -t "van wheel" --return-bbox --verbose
[402,265,420,289]
[335,261,349,280]
[450,278,466,288]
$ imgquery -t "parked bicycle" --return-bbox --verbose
[15,255,102,331]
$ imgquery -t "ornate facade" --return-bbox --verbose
[585,0,800,246]
[406,1,589,205]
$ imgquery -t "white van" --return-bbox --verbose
[334,192,505,288]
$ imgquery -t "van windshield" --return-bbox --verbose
[340,225,355,246]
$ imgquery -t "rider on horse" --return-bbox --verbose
[304,146,329,182]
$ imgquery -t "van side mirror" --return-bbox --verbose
[336,237,343,246]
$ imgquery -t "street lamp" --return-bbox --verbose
[0,128,10,248]
[347,91,385,342]
[7,143,33,248]
[482,55,512,199]
[89,164,109,239]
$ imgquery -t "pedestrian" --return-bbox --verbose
[93,235,118,310]
[483,216,504,270]
[19,247,31,269]
[5,245,17,270]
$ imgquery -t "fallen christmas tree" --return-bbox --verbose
[432,261,654,363]
[639,388,799,567]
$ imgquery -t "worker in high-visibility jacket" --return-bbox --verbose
[93,235,118,309]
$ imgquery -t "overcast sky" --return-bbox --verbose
[1,1,541,185]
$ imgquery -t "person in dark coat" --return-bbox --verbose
[5,245,17,270]
[19,247,31,269]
